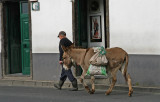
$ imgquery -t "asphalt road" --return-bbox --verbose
[0,86,159,102]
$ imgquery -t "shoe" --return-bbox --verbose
[54,80,64,90]
[70,79,78,91]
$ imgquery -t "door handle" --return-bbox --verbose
[24,44,27,48]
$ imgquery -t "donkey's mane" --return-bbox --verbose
[72,46,86,49]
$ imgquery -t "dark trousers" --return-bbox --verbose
[60,65,75,82]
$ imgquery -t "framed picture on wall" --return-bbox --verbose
[90,15,102,42]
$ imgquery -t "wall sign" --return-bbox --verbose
[32,2,40,11]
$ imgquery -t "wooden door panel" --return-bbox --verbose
[10,45,21,73]
[21,18,29,41]
[22,48,30,75]
[20,1,30,75]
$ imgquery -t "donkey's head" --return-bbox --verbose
[62,52,73,70]
[62,45,76,70]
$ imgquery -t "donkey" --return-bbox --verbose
[62,45,133,96]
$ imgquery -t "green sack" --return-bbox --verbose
[87,64,107,76]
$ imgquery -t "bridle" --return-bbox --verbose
[64,48,90,68]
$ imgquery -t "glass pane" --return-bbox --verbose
[21,3,28,14]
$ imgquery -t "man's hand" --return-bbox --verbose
[59,61,63,64]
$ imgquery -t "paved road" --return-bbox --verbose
[0,86,159,102]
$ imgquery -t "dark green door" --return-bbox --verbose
[20,1,30,75]
[75,0,88,76]
[7,2,22,74]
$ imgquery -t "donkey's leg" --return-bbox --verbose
[121,64,133,96]
[80,71,91,93]
[105,74,117,95]
[105,67,119,95]
[126,73,133,96]
[90,75,95,94]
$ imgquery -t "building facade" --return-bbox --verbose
[0,0,160,87]
[0,0,73,81]
[73,0,160,87]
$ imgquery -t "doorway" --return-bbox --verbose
[74,0,109,76]
[2,0,30,76]
[74,0,109,48]
[87,0,106,47]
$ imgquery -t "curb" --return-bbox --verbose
[94,84,160,94]
[0,79,160,94]
[0,79,54,88]
[75,84,160,94]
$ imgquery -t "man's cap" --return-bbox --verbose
[58,31,66,37]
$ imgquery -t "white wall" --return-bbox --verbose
[109,0,160,55]
[0,4,2,53]
[31,0,72,53]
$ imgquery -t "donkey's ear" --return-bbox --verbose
[70,43,74,48]
[61,45,68,52]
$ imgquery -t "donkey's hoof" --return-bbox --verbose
[89,91,94,94]
[128,93,133,97]
[128,89,133,97]
[128,94,132,97]
[105,93,110,96]
[89,89,95,94]
[128,91,133,97]
[105,91,110,96]
[85,86,91,94]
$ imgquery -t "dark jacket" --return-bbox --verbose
[59,37,72,61]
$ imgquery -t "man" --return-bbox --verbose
[54,31,78,91]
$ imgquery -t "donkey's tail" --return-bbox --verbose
[122,53,129,82]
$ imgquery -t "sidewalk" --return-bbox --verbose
[0,79,160,94]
